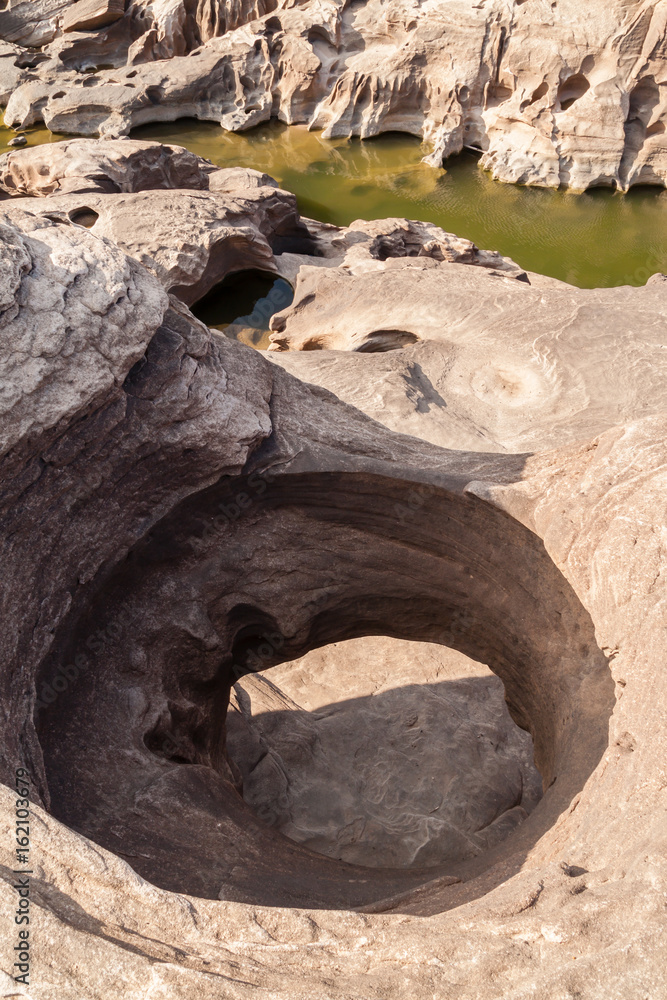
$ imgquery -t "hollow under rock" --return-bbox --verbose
[192,268,294,349]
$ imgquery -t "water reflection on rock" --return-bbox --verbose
[193,269,294,350]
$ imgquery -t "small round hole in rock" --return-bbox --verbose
[355,329,419,353]
[69,208,99,228]
[192,270,294,350]
[557,74,590,111]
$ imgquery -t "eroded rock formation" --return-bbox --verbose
[267,250,667,452]
[0,135,217,195]
[0,137,311,303]
[0,138,665,998]
[1,0,667,190]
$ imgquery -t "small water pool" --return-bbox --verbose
[193,270,293,349]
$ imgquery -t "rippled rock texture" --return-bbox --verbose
[267,246,667,452]
[1,0,667,190]
[0,139,666,998]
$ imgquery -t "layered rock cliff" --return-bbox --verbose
[1,0,666,189]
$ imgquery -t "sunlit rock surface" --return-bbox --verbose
[228,638,543,869]
[2,0,667,190]
[267,250,667,452]
[0,135,216,194]
[0,138,311,302]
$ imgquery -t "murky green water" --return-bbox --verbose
[131,119,667,289]
[2,117,667,288]
[0,122,63,154]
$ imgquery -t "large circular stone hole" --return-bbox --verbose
[192,269,293,349]
[34,469,613,909]
[227,636,543,869]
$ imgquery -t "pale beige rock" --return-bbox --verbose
[208,165,279,191]
[0,136,216,196]
[62,0,125,33]
[0,136,282,199]
[3,185,306,303]
[63,185,304,301]
[267,256,667,452]
[0,209,167,459]
[0,40,26,106]
[4,140,665,459]
[0,141,311,303]
[228,638,542,869]
[281,214,528,277]
[2,0,666,190]
[1,358,666,994]
[0,0,70,47]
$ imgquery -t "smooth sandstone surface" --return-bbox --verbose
[62,0,125,34]
[0,135,279,196]
[267,255,667,452]
[0,139,665,998]
[5,141,667,456]
[0,0,666,189]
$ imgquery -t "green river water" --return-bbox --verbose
[2,117,667,289]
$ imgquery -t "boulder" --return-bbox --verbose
[0,140,313,303]
[2,185,310,304]
[228,638,543,869]
[0,136,216,196]
[0,0,71,47]
[62,0,125,33]
[0,209,167,459]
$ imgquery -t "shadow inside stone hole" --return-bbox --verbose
[226,668,544,871]
[34,467,617,912]
[69,207,99,228]
[191,268,293,349]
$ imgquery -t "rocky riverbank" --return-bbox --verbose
[1,0,666,190]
